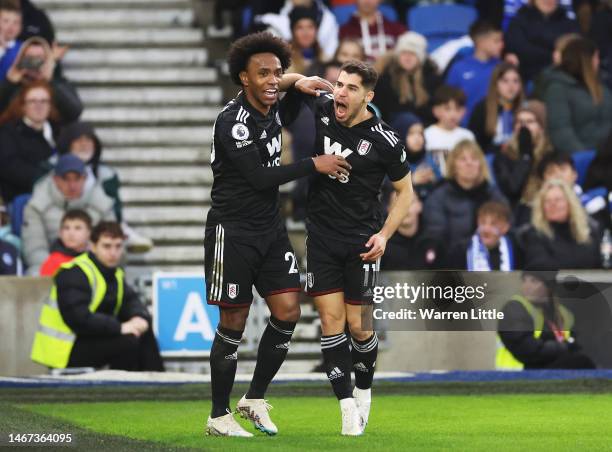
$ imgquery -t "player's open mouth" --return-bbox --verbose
[263,89,278,100]
[334,100,348,120]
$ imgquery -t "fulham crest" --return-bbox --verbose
[227,283,239,299]
[357,139,371,156]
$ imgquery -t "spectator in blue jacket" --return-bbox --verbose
[446,20,504,126]
[0,1,23,79]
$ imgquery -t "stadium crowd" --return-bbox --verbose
[208,0,612,273]
[0,0,152,277]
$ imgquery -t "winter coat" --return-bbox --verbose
[374,59,442,125]
[518,221,602,270]
[543,70,612,154]
[56,252,149,337]
[421,179,508,263]
[505,5,579,82]
[22,174,115,275]
[0,119,54,203]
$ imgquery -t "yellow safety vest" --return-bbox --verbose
[496,295,574,370]
[30,253,124,369]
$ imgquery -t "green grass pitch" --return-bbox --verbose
[4,388,612,451]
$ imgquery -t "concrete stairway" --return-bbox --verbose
[37,0,220,279]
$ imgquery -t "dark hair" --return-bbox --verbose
[560,37,602,104]
[469,19,501,40]
[537,152,575,179]
[432,85,466,107]
[477,201,511,223]
[61,209,92,229]
[0,0,21,13]
[91,221,125,243]
[227,32,292,86]
[339,60,378,89]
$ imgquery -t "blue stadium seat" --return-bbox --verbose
[407,4,477,52]
[571,149,596,187]
[242,7,252,34]
[9,193,31,237]
[333,4,398,26]
[485,153,497,187]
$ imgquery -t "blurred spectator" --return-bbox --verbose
[0,0,23,79]
[333,38,366,63]
[338,0,407,62]
[446,20,504,126]
[39,208,91,277]
[422,140,507,265]
[287,7,327,74]
[56,120,153,256]
[424,85,475,176]
[584,129,612,192]
[469,62,524,153]
[31,221,164,371]
[21,154,115,275]
[374,31,441,125]
[532,32,580,100]
[381,192,432,270]
[502,0,576,30]
[254,0,339,60]
[539,151,611,228]
[519,178,601,269]
[391,112,441,200]
[0,203,21,275]
[207,0,247,39]
[0,80,56,203]
[493,100,552,210]
[0,203,19,249]
[18,0,54,44]
[1,36,82,122]
[589,0,612,90]
[446,200,517,271]
[544,37,612,154]
[497,268,595,370]
[505,0,579,83]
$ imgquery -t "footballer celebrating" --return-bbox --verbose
[204,32,350,437]
[302,61,413,435]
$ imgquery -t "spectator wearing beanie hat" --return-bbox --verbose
[373,31,442,125]
[287,7,327,75]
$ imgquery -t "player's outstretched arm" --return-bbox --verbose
[279,73,333,95]
[360,173,413,262]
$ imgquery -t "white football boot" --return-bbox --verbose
[340,398,364,436]
[236,395,278,435]
[353,387,372,428]
[205,410,253,437]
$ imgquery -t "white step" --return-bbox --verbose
[57,29,202,46]
[66,67,216,84]
[121,186,210,203]
[124,206,208,224]
[126,265,203,280]
[78,87,223,105]
[130,225,205,242]
[96,126,213,145]
[103,147,210,164]
[49,9,193,27]
[63,48,207,67]
[128,246,204,264]
[36,0,190,6]
[82,106,218,123]
[116,166,212,185]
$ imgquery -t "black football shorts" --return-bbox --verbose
[204,225,301,307]
[305,231,379,305]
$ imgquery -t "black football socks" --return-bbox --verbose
[351,332,378,389]
[209,326,243,418]
[321,333,353,400]
[246,316,296,399]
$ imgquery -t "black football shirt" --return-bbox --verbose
[207,92,297,235]
[303,92,410,243]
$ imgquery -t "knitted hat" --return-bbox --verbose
[394,31,427,64]
[517,100,547,129]
[391,112,423,141]
[289,6,318,31]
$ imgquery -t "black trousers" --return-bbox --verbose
[67,329,165,371]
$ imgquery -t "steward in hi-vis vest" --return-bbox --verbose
[31,222,164,371]
[496,269,595,370]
